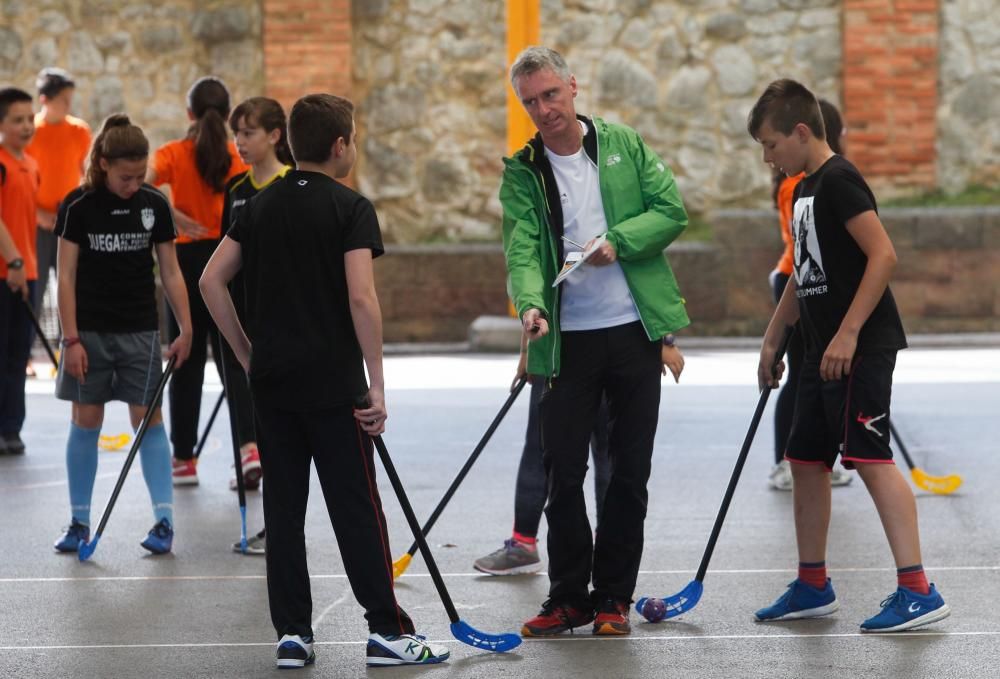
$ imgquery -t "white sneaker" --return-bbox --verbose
[276,634,314,668]
[768,460,793,491]
[366,632,450,666]
[830,466,853,486]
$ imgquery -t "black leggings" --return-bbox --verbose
[772,272,804,464]
[167,240,255,459]
[513,375,610,537]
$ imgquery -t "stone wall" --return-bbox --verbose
[0,0,262,154]
[938,0,1000,193]
[542,0,842,214]
[351,0,509,244]
[350,0,843,245]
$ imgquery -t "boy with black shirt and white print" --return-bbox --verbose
[748,79,949,632]
[200,93,448,670]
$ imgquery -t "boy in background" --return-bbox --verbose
[0,88,40,455]
[26,68,91,346]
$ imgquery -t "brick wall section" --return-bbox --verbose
[843,0,939,193]
[262,0,352,111]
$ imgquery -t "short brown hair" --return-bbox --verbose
[747,79,825,141]
[288,94,354,164]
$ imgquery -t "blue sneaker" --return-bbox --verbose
[754,579,840,621]
[54,519,90,553]
[140,518,173,554]
[860,584,950,632]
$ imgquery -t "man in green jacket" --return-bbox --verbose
[501,46,689,638]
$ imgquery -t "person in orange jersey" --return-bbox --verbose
[0,88,40,455]
[147,76,247,486]
[26,68,91,344]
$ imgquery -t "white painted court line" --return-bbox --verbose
[1,630,998,651]
[1,565,997,584]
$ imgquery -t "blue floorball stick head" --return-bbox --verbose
[77,535,99,562]
[636,580,705,621]
[449,620,522,653]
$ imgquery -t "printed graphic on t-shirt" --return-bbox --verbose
[86,231,155,252]
[792,196,828,297]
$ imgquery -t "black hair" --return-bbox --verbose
[0,88,33,122]
[186,76,232,192]
[36,67,76,99]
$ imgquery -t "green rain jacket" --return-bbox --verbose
[500,115,690,377]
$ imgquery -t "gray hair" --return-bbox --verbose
[509,46,571,96]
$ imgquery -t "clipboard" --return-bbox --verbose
[552,234,606,287]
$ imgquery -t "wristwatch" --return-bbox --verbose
[6,258,23,270]
[662,334,676,347]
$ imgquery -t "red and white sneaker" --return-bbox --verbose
[172,458,199,486]
[230,446,262,491]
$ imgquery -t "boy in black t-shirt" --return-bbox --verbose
[746,79,949,633]
[200,94,449,670]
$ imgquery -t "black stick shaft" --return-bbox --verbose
[92,355,177,539]
[404,377,528,558]
[23,301,59,366]
[695,327,792,583]
[887,419,916,471]
[218,355,247,510]
[193,392,226,459]
[373,435,460,623]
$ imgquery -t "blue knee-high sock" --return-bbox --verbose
[66,423,101,526]
[139,423,174,526]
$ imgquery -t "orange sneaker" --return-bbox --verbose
[172,457,198,486]
[521,600,594,637]
[593,597,631,635]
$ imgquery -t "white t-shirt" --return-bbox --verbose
[545,122,640,331]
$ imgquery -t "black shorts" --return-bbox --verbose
[785,351,896,470]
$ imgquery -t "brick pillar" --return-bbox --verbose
[262,0,352,112]
[843,0,939,193]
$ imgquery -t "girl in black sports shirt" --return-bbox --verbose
[220,97,294,554]
[53,114,192,555]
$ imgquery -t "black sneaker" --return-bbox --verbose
[3,433,25,455]
[276,634,315,669]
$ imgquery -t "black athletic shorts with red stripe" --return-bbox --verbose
[784,351,896,470]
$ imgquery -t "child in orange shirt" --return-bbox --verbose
[0,88,40,455]
[26,68,91,331]
[147,76,247,485]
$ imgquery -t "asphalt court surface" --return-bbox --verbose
[2,348,998,678]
